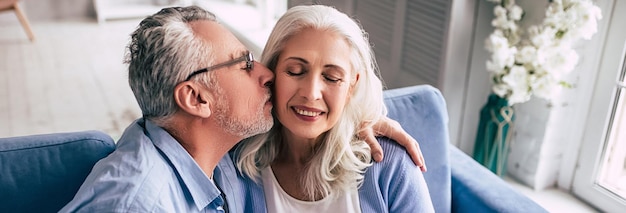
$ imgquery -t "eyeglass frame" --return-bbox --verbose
[185,51,254,81]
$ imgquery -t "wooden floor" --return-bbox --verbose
[0,15,143,139]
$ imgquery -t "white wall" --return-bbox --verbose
[457,0,493,154]
[440,0,477,149]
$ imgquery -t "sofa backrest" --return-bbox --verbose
[0,85,450,212]
[383,85,451,213]
[0,130,115,213]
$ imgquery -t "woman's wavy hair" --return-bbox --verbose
[125,6,218,125]
[236,5,387,200]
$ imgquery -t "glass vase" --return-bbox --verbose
[472,93,515,177]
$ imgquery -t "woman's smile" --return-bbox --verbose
[292,106,325,122]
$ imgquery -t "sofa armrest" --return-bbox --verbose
[0,130,115,212]
[450,146,547,212]
[384,85,451,213]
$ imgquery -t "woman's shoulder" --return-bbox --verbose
[376,137,416,167]
[363,137,420,179]
[359,138,433,212]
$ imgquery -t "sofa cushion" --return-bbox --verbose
[450,145,547,212]
[0,130,115,213]
[383,85,451,213]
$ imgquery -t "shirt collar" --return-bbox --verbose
[143,119,222,211]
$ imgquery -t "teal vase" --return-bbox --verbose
[472,94,515,177]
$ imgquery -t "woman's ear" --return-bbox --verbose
[174,82,212,118]
[348,72,360,97]
[346,72,361,102]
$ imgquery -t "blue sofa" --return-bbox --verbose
[0,85,546,212]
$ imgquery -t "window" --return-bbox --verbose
[597,76,626,200]
[572,1,626,211]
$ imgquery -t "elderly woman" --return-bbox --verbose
[235,5,434,212]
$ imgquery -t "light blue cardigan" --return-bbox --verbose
[232,138,435,213]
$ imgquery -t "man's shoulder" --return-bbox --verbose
[61,120,185,212]
[61,154,183,212]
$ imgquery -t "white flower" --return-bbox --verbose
[494,5,507,18]
[485,0,601,106]
[489,49,516,71]
[515,45,537,64]
[486,60,506,74]
[542,46,579,78]
[493,83,510,98]
[485,30,509,52]
[485,31,517,71]
[572,1,603,40]
[506,66,532,105]
[530,74,560,100]
[509,5,524,21]
[529,26,558,47]
[502,65,529,88]
[508,88,531,105]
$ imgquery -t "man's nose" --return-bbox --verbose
[253,61,274,88]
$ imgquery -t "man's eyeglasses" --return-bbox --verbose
[185,51,254,81]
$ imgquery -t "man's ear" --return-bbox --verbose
[174,82,212,118]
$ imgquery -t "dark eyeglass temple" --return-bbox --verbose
[185,51,254,81]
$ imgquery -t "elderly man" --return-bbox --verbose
[61,6,273,212]
[61,5,424,213]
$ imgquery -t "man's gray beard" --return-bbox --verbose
[212,87,273,138]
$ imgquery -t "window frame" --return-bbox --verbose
[572,0,626,211]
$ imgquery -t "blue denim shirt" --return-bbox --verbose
[60,118,243,213]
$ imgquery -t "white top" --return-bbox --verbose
[261,166,361,213]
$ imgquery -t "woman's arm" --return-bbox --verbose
[386,140,434,212]
[359,117,426,172]
[359,138,435,213]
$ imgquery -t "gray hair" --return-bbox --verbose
[125,6,218,125]
[236,5,387,200]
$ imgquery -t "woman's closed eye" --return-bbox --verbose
[322,74,342,83]
[284,64,345,84]
[285,64,305,76]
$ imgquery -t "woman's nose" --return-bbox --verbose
[299,76,323,101]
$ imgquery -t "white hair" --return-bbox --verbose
[235,5,386,200]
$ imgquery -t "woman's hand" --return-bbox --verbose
[359,117,426,172]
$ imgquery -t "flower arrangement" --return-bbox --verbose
[485,0,602,106]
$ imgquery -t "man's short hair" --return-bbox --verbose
[125,6,218,123]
